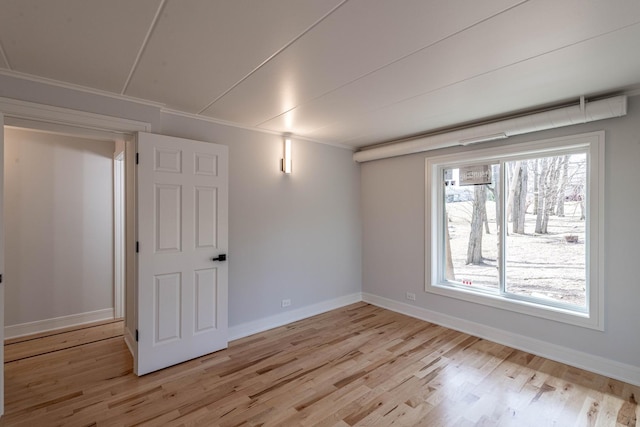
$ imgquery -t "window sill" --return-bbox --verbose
[427,282,603,331]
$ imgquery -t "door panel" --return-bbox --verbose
[195,268,217,332]
[137,132,228,375]
[155,184,182,252]
[155,272,182,343]
[195,186,217,248]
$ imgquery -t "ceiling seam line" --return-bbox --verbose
[301,20,640,143]
[365,20,640,115]
[196,0,351,115]
[252,0,530,128]
[0,39,12,70]
[120,0,168,95]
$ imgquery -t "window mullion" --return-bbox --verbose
[499,160,506,295]
[439,172,446,284]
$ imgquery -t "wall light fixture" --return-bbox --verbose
[281,136,292,174]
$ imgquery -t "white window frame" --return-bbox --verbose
[425,131,604,330]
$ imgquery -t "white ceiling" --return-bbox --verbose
[1,0,639,149]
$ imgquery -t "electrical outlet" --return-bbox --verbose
[406,292,416,301]
[281,299,291,308]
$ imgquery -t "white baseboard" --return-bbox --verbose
[123,326,136,358]
[228,293,362,341]
[4,308,114,339]
[362,292,640,387]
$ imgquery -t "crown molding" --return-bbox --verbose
[0,69,357,151]
[0,69,166,109]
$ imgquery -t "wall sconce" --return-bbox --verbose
[281,136,292,174]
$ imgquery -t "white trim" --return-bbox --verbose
[161,108,355,151]
[124,138,138,371]
[0,69,165,109]
[362,292,640,388]
[425,131,605,330]
[0,96,151,134]
[124,326,136,359]
[5,119,127,142]
[4,308,115,339]
[228,293,362,341]
[113,152,126,319]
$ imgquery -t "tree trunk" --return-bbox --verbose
[493,166,501,269]
[486,166,500,235]
[541,157,562,233]
[445,214,455,280]
[533,159,539,215]
[556,155,569,217]
[466,185,486,265]
[535,158,548,234]
[505,161,521,222]
[483,204,490,234]
[512,160,528,234]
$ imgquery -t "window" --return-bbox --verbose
[425,132,604,329]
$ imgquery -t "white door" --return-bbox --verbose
[136,132,228,375]
[0,113,5,416]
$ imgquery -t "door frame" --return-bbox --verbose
[114,147,126,319]
[0,97,151,415]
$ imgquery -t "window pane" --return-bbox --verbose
[504,154,587,307]
[443,165,500,291]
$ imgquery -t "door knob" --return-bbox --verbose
[211,254,227,262]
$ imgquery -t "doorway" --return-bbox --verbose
[0,98,150,417]
[3,126,123,336]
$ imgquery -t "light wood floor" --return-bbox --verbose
[2,303,638,426]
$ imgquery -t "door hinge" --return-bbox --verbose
[0,274,2,284]
[135,329,139,342]
[136,241,139,253]
[136,152,139,164]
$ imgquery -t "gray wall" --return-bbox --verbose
[4,128,114,325]
[361,94,640,369]
[160,114,362,326]
[2,72,638,374]
[0,73,362,329]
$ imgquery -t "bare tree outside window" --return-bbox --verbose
[442,153,587,307]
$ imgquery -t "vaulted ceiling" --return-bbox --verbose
[1,0,639,148]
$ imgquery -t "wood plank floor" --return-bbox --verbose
[4,320,124,363]
[1,303,638,426]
